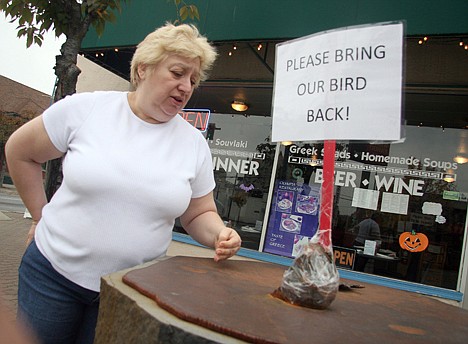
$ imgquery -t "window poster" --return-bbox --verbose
[264,180,320,257]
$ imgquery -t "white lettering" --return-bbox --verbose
[289,145,318,156]
[375,175,425,196]
[423,158,457,171]
[375,175,394,192]
[212,157,259,175]
[214,139,248,148]
[314,169,356,187]
[360,152,420,167]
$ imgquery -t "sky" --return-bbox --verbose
[0,14,65,95]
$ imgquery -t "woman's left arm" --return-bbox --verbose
[180,192,242,262]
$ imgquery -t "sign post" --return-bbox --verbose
[319,140,336,247]
[271,21,405,248]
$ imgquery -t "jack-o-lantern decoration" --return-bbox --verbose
[399,230,429,252]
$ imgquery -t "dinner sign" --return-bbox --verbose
[271,22,405,142]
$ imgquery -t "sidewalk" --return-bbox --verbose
[0,210,30,315]
[0,184,19,196]
[0,183,27,315]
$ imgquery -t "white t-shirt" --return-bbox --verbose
[36,91,215,291]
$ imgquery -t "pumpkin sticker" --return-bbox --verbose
[399,230,429,252]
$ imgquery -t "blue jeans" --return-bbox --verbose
[17,241,100,344]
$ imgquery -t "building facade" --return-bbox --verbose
[79,0,468,306]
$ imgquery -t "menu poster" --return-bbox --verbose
[264,180,320,257]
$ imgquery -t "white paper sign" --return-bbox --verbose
[381,192,409,215]
[271,22,404,142]
[364,240,377,256]
[352,188,379,210]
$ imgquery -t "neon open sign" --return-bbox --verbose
[178,109,211,132]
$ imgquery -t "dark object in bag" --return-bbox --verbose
[272,241,339,310]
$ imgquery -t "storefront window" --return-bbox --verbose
[263,126,467,290]
[174,114,275,251]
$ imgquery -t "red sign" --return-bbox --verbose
[179,109,211,131]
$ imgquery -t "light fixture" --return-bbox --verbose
[454,156,468,164]
[444,170,456,183]
[444,175,455,183]
[454,134,468,164]
[231,101,248,112]
[281,141,293,146]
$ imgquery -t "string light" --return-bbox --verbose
[257,43,263,51]
[414,36,468,49]
[228,51,232,56]
[114,48,119,52]
[418,36,429,45]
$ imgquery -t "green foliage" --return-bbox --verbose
[169,0,199,24]
[0,0,129,47]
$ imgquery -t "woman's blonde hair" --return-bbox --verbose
[130,23,217,88]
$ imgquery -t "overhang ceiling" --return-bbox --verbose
[81,0,468,47]
[81,35,468,129]
[79,1,468,129]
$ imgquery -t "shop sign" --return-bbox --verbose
[333,246,356,270]
[443,190,460,201]
[178,109,210,131]
[272,21,404,142]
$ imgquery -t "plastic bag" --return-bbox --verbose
[272,229,340,310]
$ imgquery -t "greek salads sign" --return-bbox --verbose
[271,22,404,142]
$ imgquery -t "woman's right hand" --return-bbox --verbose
[26,221,37,246]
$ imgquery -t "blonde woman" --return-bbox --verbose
[6,23,241,343]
